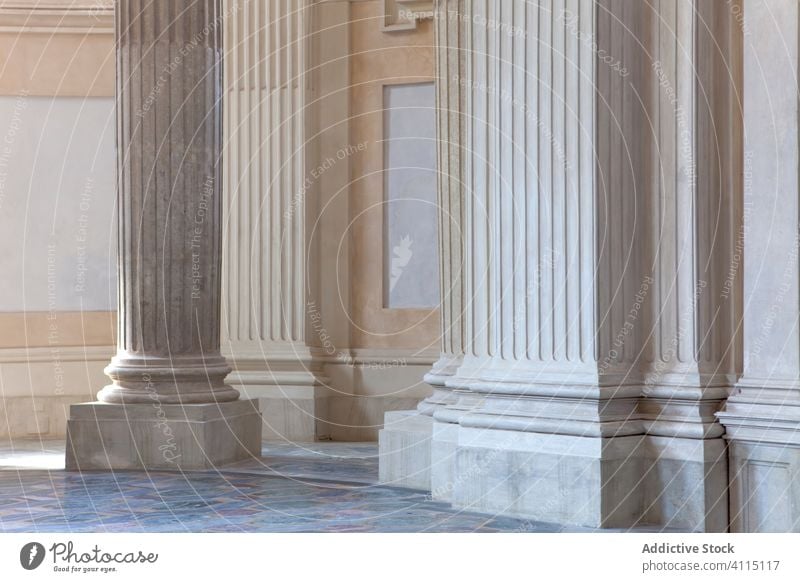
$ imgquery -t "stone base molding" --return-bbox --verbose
[435,429,727,531]
[226,343,330,442]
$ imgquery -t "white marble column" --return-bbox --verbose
[717,0,800,533]
[411,0,742,530]
[638,0,741,532]
[382,0,745,529]
[222,0,330,442]
[379,0,466,490]
[66,0,261,470]
[430,0,493,501]
[437,0,651,529]
[420,0,465,412]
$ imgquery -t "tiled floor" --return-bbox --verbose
[0,440,565,533]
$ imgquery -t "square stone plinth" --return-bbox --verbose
[65,399,262,471]
[452,427,647,528]
[379,411,433,491]
[642,436,728,532]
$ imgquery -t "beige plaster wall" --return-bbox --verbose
[0,0,114,97]
[0,0,439,441]
[347,0,439,351]
[0,1,115,439]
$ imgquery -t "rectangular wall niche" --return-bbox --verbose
[0,95,117,312]
[383,82,439,309]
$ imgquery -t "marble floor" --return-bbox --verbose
[0,439,572,533]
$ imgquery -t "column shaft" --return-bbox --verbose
[223,0,308,347]
[222,0,330,441]
[451,0,648,427]
[99,0,238,405]
[636,0,742,532]
[379,0,469,492]
[642,0,740,434]
[419,0,465,410]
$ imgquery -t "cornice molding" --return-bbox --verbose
[0,345,114,364]
[382,0,433,32]
[0,0,113,34]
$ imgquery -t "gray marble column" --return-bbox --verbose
[97,0,238,405]
[66,0,261,471]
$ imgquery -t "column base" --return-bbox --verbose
[379,415,727,530]
[225,345,330,442]
[429,393,483,502]
[718,394,800,532]
[378,411,433,490]
[450,427,646,529]
[641,436,728,532]
[65,399,262,471]
[725,440,800,532]
[430,418,459,501]
[250,386,330,443]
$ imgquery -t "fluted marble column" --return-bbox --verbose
[643,0,739,438]
[66,0,261,470]
[98,0,236,405]
[638,0,741,532]
[435,0,651,529]
[379,0,466,490]
[419,0,465,411]
[222,0,331,442]
[718,0,800,533]
[411,0,741,530]
[426,0,482,501]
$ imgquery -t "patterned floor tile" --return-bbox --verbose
[0,439,597,533]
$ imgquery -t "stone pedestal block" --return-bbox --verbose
[430,420,459,501]
[725,440,800,533]
[720,396,800,532]
[378,411,433,490]
[233,360,331,442]
[641,437,728,533]
[65,399,262,471]
[451,428,647,529]
[253,387,330,443]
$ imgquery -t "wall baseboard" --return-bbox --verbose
[0,346,434,441]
